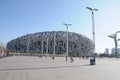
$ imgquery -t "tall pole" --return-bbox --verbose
[53,32,56,57]
[66,26,68,61]
[92,11,95,53]
[27,41,29,53]
[115,32,117,57]
[108,34,116,54]
[41,34,44,57]
[115,31,120,58]
[27,35,30,54]
[108,31,120,58]
[46,37,49,57]
[63,23,72,62]
[86,7,98,54]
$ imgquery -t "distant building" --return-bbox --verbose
[111,48,120,54]
[117,48,120,54]
[6,31,94,57]
[111,48,115,54]
[105,48,109,54]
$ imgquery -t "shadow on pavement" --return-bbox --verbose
[0,64,93,71]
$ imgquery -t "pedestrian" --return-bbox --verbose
[70,57,74,62]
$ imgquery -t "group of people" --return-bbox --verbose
[51,56,74,62]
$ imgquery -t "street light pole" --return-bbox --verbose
[108,34,116,54]
[27,41,29,53]
[108,31,120,58]
[41,34,44,57]
[27,35,30,54]
[46,37,49,57]
[86,7,98,54]
[53,32,56,58]
[115,32,118,57]
[115,31,120,57]
[63,23,72,62]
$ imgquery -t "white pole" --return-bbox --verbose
[63,23,72,62]
[86,7,98,54]
[46,37,48,57]
[66,26,68,61]
[53,32,56,57]
[41,40,43,56]
[27,36,30,53]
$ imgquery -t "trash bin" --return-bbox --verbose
[90,59,95,65]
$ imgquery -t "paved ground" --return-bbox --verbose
[0,56,120,80]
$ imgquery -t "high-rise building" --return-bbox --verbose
[111,48,120,54]
[117,48,120,54]
[105,48,109,54]
[111,48,115,54]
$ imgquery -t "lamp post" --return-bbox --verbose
[115,31,120,57]
[86,7,98,54]
[108,34,116,55]
[46,37,49,57]
[41,39,43,57]
[41,33,45,57]
[53,32,56,59]
[27,34,30,54]
[108,31,120,58]
[45,33,49,57]
[63,23,72,62]
[27,41,29,53]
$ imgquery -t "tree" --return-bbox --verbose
[0,42,6,51]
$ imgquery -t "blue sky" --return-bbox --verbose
[0,0,120,53]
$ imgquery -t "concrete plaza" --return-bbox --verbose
[0,56,120,80]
